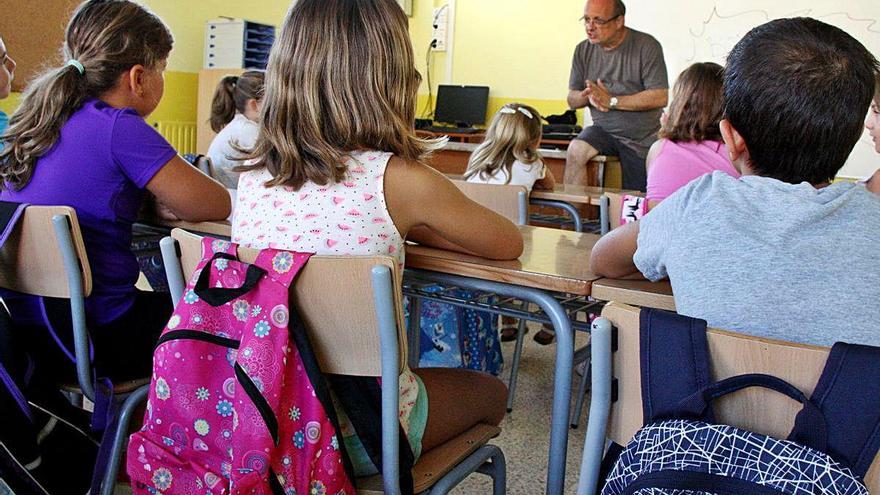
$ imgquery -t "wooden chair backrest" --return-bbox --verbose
[171,229,406,376]
[601,302,880,489]
[0,205,92,298]
[451,180,527,224]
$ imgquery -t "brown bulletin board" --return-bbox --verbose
[0,0,81,92]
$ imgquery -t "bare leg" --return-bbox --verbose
[564,139,600,186]
[415,368,507,452]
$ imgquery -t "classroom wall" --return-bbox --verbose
[5,1,878,175]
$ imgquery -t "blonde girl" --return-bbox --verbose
[207,70,264,187]
[465,103,556,344]
[0,0,229,382]
[233,0,520,477]
[465,103,556,191]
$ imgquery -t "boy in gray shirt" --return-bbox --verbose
[589,18,880,346]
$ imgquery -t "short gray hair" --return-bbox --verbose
[613,0,626,17]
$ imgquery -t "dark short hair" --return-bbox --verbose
[723,17,879,184]
[613,0,626,17]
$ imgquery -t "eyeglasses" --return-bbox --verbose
[579,14,621,27]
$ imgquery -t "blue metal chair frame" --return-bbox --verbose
[158,236,506,495]
[575,317,613,495]
[51,214,150,495]
[529,198,584,233]
[404,268,576,495]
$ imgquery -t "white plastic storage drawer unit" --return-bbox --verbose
[204,18,275,70]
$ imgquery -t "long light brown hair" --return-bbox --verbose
[238,0,441,190]
[464,103,542,183]
[0,0,172,191]
[659,62,724,143]
[209,70,264,132]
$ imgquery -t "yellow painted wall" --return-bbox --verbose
[136,0,583,124]
[0,92,21,115]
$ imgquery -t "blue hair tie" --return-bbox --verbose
[66,59,84,75]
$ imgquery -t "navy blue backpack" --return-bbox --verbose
[601,309,880,495]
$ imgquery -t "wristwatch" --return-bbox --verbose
[609,96,619,109]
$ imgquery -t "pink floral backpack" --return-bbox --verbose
[127,238,356,494]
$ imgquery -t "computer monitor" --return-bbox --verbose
[434,85,490,127]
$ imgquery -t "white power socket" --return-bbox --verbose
[432,6,449,52]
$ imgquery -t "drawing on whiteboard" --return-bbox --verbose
[686,6,880,62]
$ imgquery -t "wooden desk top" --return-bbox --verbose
[591,278,675,311]
[151,221,598,295]
[405,225,600,295]
[531,185,643,206]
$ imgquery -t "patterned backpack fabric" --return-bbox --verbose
[127,238,356,494]
[600,309,880,495]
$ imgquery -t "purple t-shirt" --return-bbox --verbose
[1,99,176,324]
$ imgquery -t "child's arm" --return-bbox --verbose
[533,162,556,191]
[384,157,523,260]
[589,220,641,278]
[146,156,231,221]
[866,168,880,195]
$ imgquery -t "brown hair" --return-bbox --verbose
[658,62,724,143]
[875,71,880,100]
[0,0,172,191]
[209,70,264,132]
[238,0,441,190]
[464,103,542,183]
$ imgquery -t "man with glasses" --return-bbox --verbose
[565,0,668,191]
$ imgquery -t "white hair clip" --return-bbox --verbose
[500,106,534,119]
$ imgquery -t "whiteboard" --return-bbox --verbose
[627,1,880,178]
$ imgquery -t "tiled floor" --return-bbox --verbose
[450,323,591,494]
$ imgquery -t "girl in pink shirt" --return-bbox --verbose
[645,62,739,208]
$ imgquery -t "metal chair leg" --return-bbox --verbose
[101,386,149,495]
[474,444,507,495]
[506,318,528,412]
[570,358,591,428]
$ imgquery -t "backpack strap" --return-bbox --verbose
[640,308,714,423]
[252,249,311,288]
[789,343,880,478]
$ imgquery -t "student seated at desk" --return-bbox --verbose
[207,70,264,188]
[0,0,230,381]
[465,103,557,344]
[465,103,556,192]
[865,74,880,194]
[645,62,738,208]
[0,35,15,141]
[590,18,880,347]
[230,0,519,476]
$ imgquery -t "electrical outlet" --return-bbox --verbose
[432,6,448,52]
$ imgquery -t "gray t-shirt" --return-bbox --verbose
[569,28,668,155]
[634,172,880,347]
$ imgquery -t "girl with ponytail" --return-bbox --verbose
[0,35,16,140]
[0,0,230,380]
[207,70,264,187]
